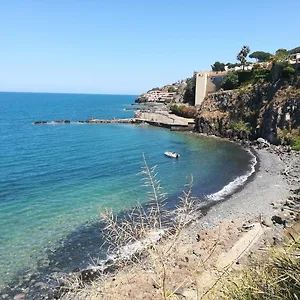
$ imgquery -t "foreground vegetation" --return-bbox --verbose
[219,223,300,299]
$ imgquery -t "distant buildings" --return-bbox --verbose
[144,90,176,102]
[224,62,271,72]
[225,65,253,72]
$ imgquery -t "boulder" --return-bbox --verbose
[271,215,286,226]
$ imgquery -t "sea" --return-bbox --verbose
[0,92,256,295]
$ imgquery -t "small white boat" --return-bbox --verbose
[164,151,180,158]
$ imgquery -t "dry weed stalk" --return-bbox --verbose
[98,154,197,298]
[61,154,198,299]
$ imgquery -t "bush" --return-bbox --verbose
[237,70,253,85]
[282,65,295,79]
[291,138,300,151]
[253,68,271,83]
[183,76,196,104]
[221,72,239,90]
[170,104,197,118]
[232,120,251,133]
[277,128,300,150]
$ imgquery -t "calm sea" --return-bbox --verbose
[0,92,254,293]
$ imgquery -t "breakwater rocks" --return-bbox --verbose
[33,118,137,125]
[32,111,195,131]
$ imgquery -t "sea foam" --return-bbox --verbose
[207,149,257,201]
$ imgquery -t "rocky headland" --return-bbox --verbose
[195,81,300,147]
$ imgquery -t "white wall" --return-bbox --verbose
[195,73,207,106]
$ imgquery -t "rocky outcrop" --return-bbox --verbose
[195,82,300,145]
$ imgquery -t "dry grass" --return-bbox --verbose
[61,154,199,299]
[218,222,300,300]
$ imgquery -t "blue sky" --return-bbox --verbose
[0,0,299,95]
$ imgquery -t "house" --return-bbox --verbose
[289,53,300,64]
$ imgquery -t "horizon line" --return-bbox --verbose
[0,90,139,96]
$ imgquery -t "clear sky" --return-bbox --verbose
[0,0,299,95]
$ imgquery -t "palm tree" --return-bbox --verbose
[237,46,250,70]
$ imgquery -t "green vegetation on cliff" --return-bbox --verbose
[170,104,197,118]
[183,75,196,105]
[221,61,299,91]
[196,60,300,147]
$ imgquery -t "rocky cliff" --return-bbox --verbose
[195,80,300,148]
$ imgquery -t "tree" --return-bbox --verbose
[275,49,288,59]
[282,66,295,80]
[211,61,225,72]
[183,76,196,105]
[249,51,272,62]
[237,46,250,69]
[221,71,239,90]
[288,47,300,54]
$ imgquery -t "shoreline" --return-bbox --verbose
[4,128,299,299]
[59,146,299,299]
[188,147,291,230]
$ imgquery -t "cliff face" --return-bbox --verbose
[195,81,300,145]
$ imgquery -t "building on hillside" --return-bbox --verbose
[289,53,300,64]
[225,62,272,72]
[225,65,253,72]
[194,71,227,106]
[146,90,176,102]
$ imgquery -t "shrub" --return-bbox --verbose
[291,134,300,151]
[237,70,253,85]
[253,68,271,83]
[221,71,239,90]
[232,120,251,133]
[183,76,196,105]
[277,128,300,150]
[291,139,300,151]
[170,104,197,118]
[282,65,295,79]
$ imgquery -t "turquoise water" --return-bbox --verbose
[0,92,253,291]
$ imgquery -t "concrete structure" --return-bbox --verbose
[195,71,227,106]
[135,110,195,130]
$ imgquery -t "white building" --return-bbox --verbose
[289,53,300,64]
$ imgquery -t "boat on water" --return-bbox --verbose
[164,151,180,158]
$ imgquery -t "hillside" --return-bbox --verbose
[195,68,300,150]
[135,78,195,104]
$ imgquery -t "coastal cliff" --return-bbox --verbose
[195,80,300,149]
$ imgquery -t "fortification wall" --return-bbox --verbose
[195,71,227,106]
